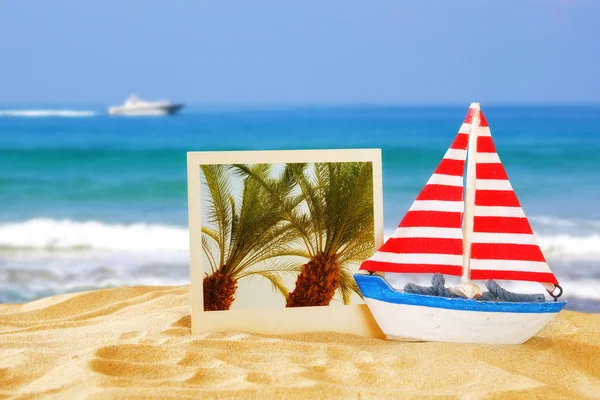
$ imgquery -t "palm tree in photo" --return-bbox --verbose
[201,164,302,311]
[235,162,375,307]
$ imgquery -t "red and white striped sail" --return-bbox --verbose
[360,104,559,290]
[360,106,476,275]
[469,112,558,285]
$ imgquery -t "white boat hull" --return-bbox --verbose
[108,104,183,116]
[365,297,559,344]
[355,274,566,345]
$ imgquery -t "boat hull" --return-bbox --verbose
[108,104,184,116]
[354,274,566,344]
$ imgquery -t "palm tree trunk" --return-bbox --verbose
[286,253,340,307]
[203,267,238,311]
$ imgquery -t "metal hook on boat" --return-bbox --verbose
[548,284,563,302]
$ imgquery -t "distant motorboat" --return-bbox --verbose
[108,95,184,116]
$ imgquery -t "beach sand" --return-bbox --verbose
[0,286,599,399]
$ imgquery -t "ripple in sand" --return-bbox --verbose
[184,366,248,388]
[162,328,190,337]
[536,320,579,337]
[303,359,361,384]
[178,350,224,368]
[354,363,410,388]
[290,356,328,367]
[95,344,183,364]
[171,315,190,329]
[474,338,600,398]
[89,358,194,381]
[228,358,305,378]
[326,346,374,363]
[118,331,142,341]
[246,370,314,387]
[0,350,55,391]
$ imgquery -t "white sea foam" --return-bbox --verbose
[536,234,600,260]
[0,218,599,304]
[0,219,189,252]
[0,109,96,117]
[0,220,191,302]
[0,217,599,259]
[530,215,581,228]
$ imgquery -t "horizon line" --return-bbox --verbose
[0,101,599,109]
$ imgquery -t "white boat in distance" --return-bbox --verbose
[108,95,184,116]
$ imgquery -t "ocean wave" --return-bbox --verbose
[0,262,191,303]
[1,217,600,259]
[0,109,96,117]
[530,215,579,228]
[0,219,188,252]
[1,218,599,304]
[536,234,600,260]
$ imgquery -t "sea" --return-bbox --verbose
[1,105,599,311]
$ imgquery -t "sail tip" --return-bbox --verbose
[470,102,481,109]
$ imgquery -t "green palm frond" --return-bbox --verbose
[294,162,374,302]
[281,161,375,260]
[232,163,316,256]
[202,226,221,246]
[201,165,233,267]
[202,234,218,273]
[226,165,292,271]
[237,259,302,279]
[337,230,376,265]
[228,194,239,259]
[323,162,374,256]
[203,164,302,295]
[337,267,363,304]
[288,163,325,251]
[250,271,290,299]
[238,260,303,299]
[252,246,311,262]
[230,224,297,276]
[232,163,290,202]
[232,228,306,275]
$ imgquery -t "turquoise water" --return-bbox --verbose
[1,105,599,306]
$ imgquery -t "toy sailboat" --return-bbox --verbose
[354,103,566,345]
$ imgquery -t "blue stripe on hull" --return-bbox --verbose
[354,274,566,314]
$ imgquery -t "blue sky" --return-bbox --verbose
[1,0,598,105]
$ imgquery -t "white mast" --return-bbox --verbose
[450,103,482,299]
[461,102,480,283]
